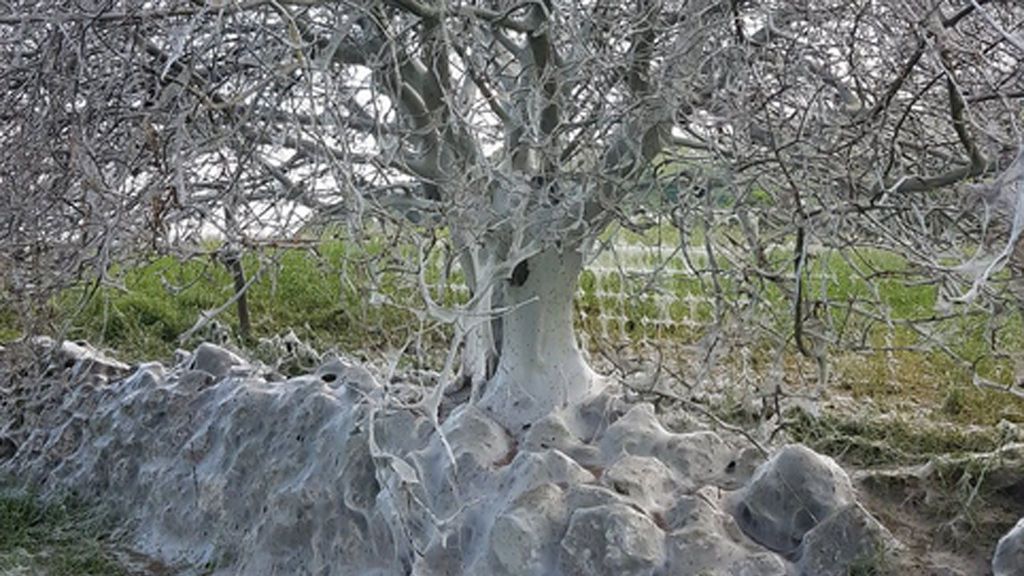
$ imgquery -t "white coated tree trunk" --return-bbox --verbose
[459,287,497,387]
[477,245,598,432]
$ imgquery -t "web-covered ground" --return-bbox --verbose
[1,338,1022,575]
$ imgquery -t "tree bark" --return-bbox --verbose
[222,250,251,343]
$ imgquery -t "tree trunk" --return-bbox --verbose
[477,244,598,432]
[225,253,251,343]
[459,287,497,386]
[456,251,499,391]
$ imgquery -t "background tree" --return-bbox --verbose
[2,0,1023,429]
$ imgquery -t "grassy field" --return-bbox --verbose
[1,226,1021,426]
[16,236,441,362]
[2,226,1023,571]
[0,488,126,576]
[0,224,1020,424]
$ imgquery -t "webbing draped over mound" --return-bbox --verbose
[2,341,903,575]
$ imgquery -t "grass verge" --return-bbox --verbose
[0,487,126,576]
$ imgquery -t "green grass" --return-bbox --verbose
[2,225,1022,429]
[47,236,447,363]
[785,407,1018,467]
[0,283,20,336]
[0,488,126,576]
[3,225,1024,572]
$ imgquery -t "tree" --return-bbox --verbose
[2,0,1023,428]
